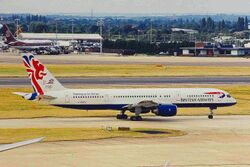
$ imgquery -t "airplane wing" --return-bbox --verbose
[123,100,159,110]
[0,137,44,152]
[122,100,177,118]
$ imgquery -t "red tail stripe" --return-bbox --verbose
[205,92,224,95]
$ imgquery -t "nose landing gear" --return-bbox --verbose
[208,107,216,119]
[116,110,128,120]
[208,114,213,119]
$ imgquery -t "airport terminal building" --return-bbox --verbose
[181,42,250,56]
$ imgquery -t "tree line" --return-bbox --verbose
[103,40,194,54]
[1,14,249,54]
[2,14,249,35]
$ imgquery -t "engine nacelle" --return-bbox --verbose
[154,104,177,117]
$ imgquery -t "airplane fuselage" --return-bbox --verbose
[8,40,52,47]
[16,54,237,120]
[48,88,236,110]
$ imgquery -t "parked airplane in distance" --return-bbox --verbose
[14,54,237,121]
[2,24,53,50]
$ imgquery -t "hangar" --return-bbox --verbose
[18,33,103,53]
[18,33,102,41]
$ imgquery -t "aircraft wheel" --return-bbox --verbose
[130,116,142,121]
[116,114,122,119]
[116,114,128,120]
[208,114,213,119]
[137,116,142,121]
[122,114,128,119]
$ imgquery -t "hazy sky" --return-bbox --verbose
[0,0,250,15]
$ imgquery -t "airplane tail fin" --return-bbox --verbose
[22,53,66,95]
[2,24,17,43]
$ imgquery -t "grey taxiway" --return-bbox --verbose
[1,76,250,87]
[0,116,249,167]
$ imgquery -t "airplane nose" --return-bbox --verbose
[232,98,237,105]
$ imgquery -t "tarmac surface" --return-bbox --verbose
[1,76,250,87]
[1,53,250,66]
[0,116,250,167]
[1,53,249,166]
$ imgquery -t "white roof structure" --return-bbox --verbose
[19,33,102,41]
[172,28,198,34]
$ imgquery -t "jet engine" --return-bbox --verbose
[153,104,177,117]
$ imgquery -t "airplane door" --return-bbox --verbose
[65,92,70,103]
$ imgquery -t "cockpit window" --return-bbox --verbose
[227,94,231,98]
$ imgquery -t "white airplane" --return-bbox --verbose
[14,54,237,121]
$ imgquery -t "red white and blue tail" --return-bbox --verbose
[22,53,65,96]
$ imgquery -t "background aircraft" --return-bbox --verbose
[2,24,54,51]
[14,54,237,121]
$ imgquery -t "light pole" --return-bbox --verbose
[15,18,20,39]
[150,19,153,43]
[54,19,60,43]
[71,19,74,34]
[137,30,140,42]
[194,36,197,56]
[97,19,104,54]
[55,21,58,42]
[71,19,74,42]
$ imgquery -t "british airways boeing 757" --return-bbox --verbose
[14,54,237,121]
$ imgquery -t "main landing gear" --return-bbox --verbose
[116,110,128,120]
[130,116,142,121]
[130,107,143,121]
[116,114,142,121]
[116,114,128,120]
[116,107,143,121]
[208,107,216,119]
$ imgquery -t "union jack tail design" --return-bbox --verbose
[22,54,65,95]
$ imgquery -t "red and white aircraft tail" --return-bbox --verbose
[22,54,65,95]
[2,24,17,44]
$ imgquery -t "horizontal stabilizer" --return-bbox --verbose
[13,92,56,100]
[13,92,30,97]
